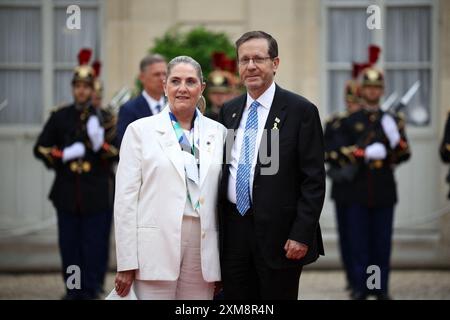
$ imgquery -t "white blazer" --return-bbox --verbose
[114,106,227,282]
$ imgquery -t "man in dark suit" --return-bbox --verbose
[116,54,167,145]
[218,31,326,300]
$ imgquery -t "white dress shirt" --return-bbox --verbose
[142,90,165,115]
[227,82,276,204]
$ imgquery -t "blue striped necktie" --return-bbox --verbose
[236,100,260,215]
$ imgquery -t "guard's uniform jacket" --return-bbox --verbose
[33,103,119,214]
[340,108,411,207]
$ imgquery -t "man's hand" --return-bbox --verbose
[214,281,223,297]
[62,142,85,163]
[284,239,308,260]
[115,270,136,297]
[87,115,105,152]
[365,142,387,161]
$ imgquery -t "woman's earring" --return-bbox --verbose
[197,95,206,114]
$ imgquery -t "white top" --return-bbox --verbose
[142,90,165,115]
[227,81,276,204]
[181,128,199,218]
[182,128,194,146]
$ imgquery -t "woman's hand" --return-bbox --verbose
[115,270,136,297]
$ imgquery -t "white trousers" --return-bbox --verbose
[134,215,215,300]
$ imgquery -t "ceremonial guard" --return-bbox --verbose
[323,77,361,292]
[341,67,411,300]
[205,52,241,121]
[440,111,450,198]
[205,70,238,121]
[33,49,119,299]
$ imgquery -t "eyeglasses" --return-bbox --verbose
[238,56,273,66]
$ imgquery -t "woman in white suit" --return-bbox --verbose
[114,56,227,299]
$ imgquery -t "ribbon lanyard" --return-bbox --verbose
[169,111,200,166]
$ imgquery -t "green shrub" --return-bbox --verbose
[134,25,236,97]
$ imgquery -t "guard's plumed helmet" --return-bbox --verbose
[72,48,95,87]
[207,70,236,93]
[360,67,384,88]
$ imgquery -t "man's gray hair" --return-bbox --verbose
[167,56,204,83]
[139,54,166,72]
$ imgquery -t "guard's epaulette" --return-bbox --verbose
[337,111,349,119]
[49,103,70,114]
[392,111,406,121]
[325,115,336,124]
[395,111,407,130]
[326,112,343,124]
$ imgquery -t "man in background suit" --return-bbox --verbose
[116,54,167,145]
[218,31,326,300]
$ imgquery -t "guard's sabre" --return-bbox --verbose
[108,87,132,114]
[381,92,398,112]
[389,81,421,113]
[400,80,421,106]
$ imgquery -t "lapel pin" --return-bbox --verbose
[272,117,280,129]
[232,113,237,118]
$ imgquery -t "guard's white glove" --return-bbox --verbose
[87,115,105,152]
[62,142,86,163]
[381,114,401,149]
[365,142,387,161]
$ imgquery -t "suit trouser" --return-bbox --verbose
[134,215,215,300]
[57,210,112,299]
[221,202,302,300]
[346,204,394,295]
[335,203,352,287]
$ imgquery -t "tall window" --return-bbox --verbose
[0,0,101,125]
[385,5,432,126]
[0,1,42,124]
[323,0,434,127]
